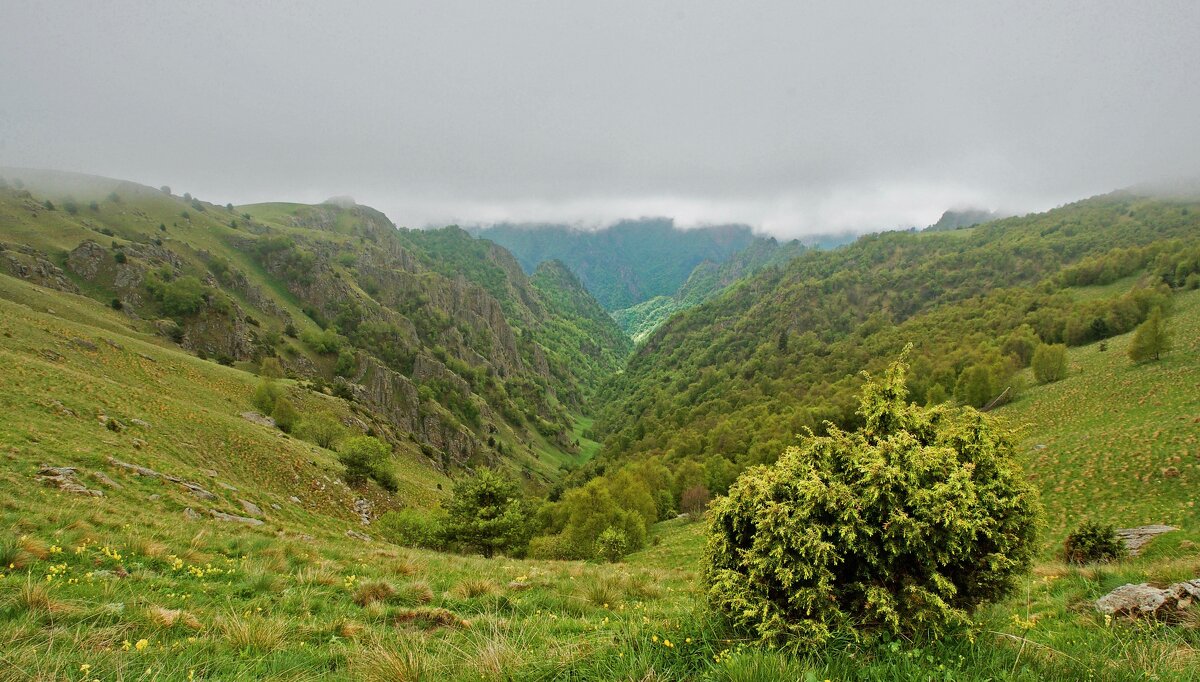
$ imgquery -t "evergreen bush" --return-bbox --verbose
[703,349,1041,649]
[1063,521,1126,565]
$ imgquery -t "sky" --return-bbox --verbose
[2,1,1199,237]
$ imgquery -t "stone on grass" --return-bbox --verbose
[1096,580,1200,620]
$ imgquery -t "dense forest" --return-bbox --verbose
[578,192,1200,508]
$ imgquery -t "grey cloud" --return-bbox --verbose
[2,1,1198,236]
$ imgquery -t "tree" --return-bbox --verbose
[1031,343,1068,384]
[1128,306,1171,362]
[704,350,1041,649]
[159,276,205,316]
[298,411,345,449]
[338,436,397,491]
[259,357,284,379]
[444,469,530,558]
[271,396,299,433]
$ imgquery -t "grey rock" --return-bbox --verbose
[210,509,265,526]
[183,507,201,520]
[91,471,122,488]
[345,530,372,542]
[1096,580,1200,619]
[239,499,264,516]
[354,498,373,525]
[218,481,238,491]
[70,337,98,352]
[181,482,217,500]
[148,494,161,501]
[270,503,281,510]
[240,411,276,428]
[36,465,103,497]
[129,418,151,429]
[201,468,219,478]
[1116,525,1178,556]
[289,496,302,504]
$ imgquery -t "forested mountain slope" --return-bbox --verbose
[470,219,755,310]
[591,191,1200,477]
[610,236,808,342]
[0,168,627,486]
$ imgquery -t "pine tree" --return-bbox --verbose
[1128,307,1171,362]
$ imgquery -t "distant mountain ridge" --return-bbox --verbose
[469,219,756,310]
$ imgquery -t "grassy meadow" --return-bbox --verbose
[0,272,1198,679]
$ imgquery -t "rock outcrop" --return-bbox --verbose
[1116,525,1178,556]
[1096,580,1200,620]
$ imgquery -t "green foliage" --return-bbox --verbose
[301,327,344,355]
[153,275,206,317]
[334,347,357,377]
[595,527,629,563]
[375,508,449,551]
[338,436,397,491]
[533,478,648,560]
[1128,306,1171,362]
[1063,521,1127,565]
[296,411,345,449]
[1031,343,1069,384]
[259,357,284,379]
[703,352,1041,650]
[443,469,530,558]
[271,396,299,433]
[252,379,282,414]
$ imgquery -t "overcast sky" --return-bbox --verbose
[2,1,1198,237]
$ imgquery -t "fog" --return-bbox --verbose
[2,1,1198,237]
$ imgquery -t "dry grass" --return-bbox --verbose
[356,639,437,682]
[145,605,202,629]
[354,580,397,607]
[296,564,339,586]
[219,611,286,651]
[393,580,434,606]
[450,578,501,599]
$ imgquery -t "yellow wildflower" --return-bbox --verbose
[135,639,149,652]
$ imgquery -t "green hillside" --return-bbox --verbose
[0,168,628,488]
[591,191,1200,479]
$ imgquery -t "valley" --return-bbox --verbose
[1,170,1199,680]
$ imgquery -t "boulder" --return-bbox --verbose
[240,411,277,428]
[210,510,265,526]
[1096,580,1200,619]
[239,499,264,516]
[36,465,103,497]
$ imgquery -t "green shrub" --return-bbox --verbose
[376,508,448,551]
[301,327,344,354]
[338,436,397,492]
[1128,306,1171,363]
[252,379,282,414]
[703,350,1041,650]
[595,527,629,563]
[271,397,299,433]
[297,412,344,449]
[158,276,205,316]
[1063,521,1127,565]
[1032,343,1068,384]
